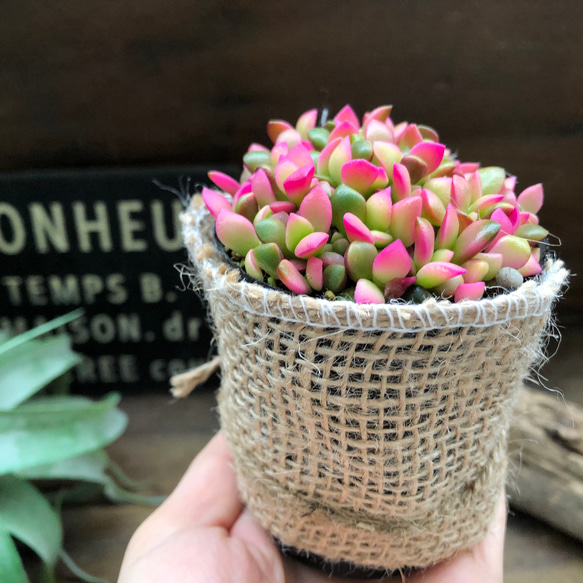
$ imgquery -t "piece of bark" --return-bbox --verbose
[509,385,583,543]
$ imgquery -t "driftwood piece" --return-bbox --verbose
[509,385,583,543]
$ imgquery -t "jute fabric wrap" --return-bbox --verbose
[182,195,568,570]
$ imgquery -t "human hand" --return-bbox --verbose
[118,432,506,583]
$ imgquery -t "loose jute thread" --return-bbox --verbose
[178,195,568,570]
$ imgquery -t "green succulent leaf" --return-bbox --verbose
[0,394,127,474]
[0,309,82,358]
[0,529,29,583]
[0,475,62,567]
[0,335,82,411]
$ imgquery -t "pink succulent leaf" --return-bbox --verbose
[216,209,261,256]
[355,279,385,304]
[457,162,480,174]
[254,205,274,224]
[254,242,284,278]
[267,120,294,144]
[244,249,263,280]
[202,187,231,219]
[286,213,314,253]
[345,241,378,282]
[468,171,483,204]
[287,143,315,168]
[384,276,417,300]
[365,188,392,231]
[517,183,544,214]
[296,109,318,139]
[475,252,503,280]
[518,253,543,277]
[421,188,446,226]
[317,137,342,177]
[341,159,382,195]
[294,231,329,258]
[488,235,531,269]
[435,204,460,249]
[392,121,408,143]
[502,176,517,195]
[434,274,464,298]
[454,282,485,302]
[320,251,345,267]
[370,166,389,192]
[372,239,412,287]
[270,142,288,166]
[424,177,452,207]
[371,230,393,248]
[373,142,402,179]
[479,167,506,195]
[290,258,307,272]
[431,249,455,263]
[234,192,259,222]
[398,124,424,151]
[470,194,505,216]
[208,171,240,196]
[232,182,253,207]
[277,259,312,294]
[328,120,360,142]
[270,212,291,227]
[275,156,299,192]
[417,125,439,142]
[389,195,422,247]
[400,155,428,184]
[344,213,375,244]
[247,143,270,153]
[305,256,324,290]
[328,136,353,184]
[333,104,360,129]
[416,262,467,289]
[414,218,435,267]
[461,259,489,283]
[251,169,276,207]
[298,186,333,233]
[363,105,393,128]
[409,142,446,175]
[283,164,316,205]
[391,163,411,202]
[452,219,501,264]
[270,201,297,214]
[456,209,474,232]
[365,119,394,142]
[275,128,303,148]
[451,175,471,212]
[488,207,515,248]
[518,211,539,226]
[508,206,521,231]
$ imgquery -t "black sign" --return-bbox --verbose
[0,166,235,393]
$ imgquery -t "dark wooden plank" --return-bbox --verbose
[1,0,582,171]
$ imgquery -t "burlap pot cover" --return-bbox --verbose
[182,195,568,571]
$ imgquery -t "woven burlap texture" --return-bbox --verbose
[182,195,568,570]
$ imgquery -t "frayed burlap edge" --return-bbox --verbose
[181,195,569,570]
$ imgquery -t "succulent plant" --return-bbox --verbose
[203,105,549,304]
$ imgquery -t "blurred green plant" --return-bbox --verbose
[0,311,162,583]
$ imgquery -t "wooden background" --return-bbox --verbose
[1,0,582,314]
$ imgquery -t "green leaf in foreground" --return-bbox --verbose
[0,394,127,474]
[0,475,62,567]
[0,334,82,411]
[0,529,28,583]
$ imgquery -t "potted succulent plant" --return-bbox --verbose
[178,105,568,573]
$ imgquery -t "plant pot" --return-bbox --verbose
[182,195,568,572]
